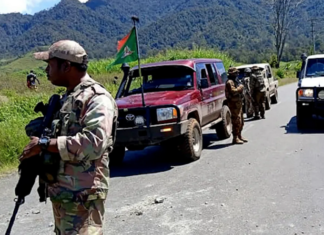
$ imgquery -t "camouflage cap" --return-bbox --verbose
[34,40,87,64]
[228,67,239,74]
[251,65,262,71]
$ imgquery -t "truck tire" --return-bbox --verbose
[271,89,279,104]
[265,92,271,110]
[109,146,125,166]
[215,105,232,139]
[178,118,202,161]
[296,106,311,129]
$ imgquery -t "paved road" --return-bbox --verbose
[1,83,324,235]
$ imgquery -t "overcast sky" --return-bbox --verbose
[0,0,89,14]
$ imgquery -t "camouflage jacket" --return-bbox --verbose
[225,78,244,102]
[250,72,266,92]
[48,75,118,202]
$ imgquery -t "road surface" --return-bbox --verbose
[1,83,324,235]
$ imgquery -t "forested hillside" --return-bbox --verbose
[0,0,323,63]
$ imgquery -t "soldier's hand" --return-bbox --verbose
[238,84,244,92]
[19,136,41,161]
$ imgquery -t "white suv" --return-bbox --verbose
[296,54,324,129]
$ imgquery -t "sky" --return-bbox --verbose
[0,0,89,14]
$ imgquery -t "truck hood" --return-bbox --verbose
[301,77,324,87]
[116,90,197,108]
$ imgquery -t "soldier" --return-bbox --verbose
[19,40,118,234]
[225,67,248,144]
[250,66,266,119]
[243,68,254,118]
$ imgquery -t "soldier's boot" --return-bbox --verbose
[253,115,260,120]
[232,136,244,145]
[238,134,248,143]
[261,113,265,119]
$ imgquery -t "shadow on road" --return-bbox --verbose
[110,146,186,178]
[282,116,324,134]
[203,133,233,149]
[110,132,232,178]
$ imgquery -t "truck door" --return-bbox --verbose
[266,65,275,95]
[205,63,223,121]
[196,63,211,125]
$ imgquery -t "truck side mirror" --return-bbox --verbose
[296,71,300,79]
[200,78,209,89]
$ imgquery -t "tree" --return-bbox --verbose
[268,0,304,67]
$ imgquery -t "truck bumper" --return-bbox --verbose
[115,120,189,147]
[296,100,324,116]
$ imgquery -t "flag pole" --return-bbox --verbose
[132,16,145,108]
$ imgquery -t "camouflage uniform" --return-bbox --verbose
[47,76,117,234]
[225,68,247,144]
[34,41,118,235]
[249,66,266,119]
[243,76,254,118]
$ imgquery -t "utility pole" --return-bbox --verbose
[309,17,324,54]
[310,18,316,54]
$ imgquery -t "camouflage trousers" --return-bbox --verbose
[228,101,244,136]
[52,199,105,235]
[252,91,266,117]
[244,93,254,117]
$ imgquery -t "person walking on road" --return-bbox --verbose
[250,66,266,119]
[225,67,248,145]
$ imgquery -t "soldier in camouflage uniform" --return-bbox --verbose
[225,67,248,145]
[243,68,254,118]
[20,40,118,235]
[249,66,266,119]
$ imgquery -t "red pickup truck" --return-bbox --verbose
[111,59,232,164]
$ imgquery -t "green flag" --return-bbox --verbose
[110,27,138,66]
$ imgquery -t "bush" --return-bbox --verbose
[276,69,285,79]
[269,55,278,68]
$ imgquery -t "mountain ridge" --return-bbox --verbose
[0,0,323,62]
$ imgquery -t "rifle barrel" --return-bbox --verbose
[5,198,24,235]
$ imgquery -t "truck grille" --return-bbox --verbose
[118,108,158,128]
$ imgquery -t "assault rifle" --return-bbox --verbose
[5,94,61,235]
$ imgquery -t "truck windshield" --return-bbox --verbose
[305,58,324,77]
[125,66,194,96]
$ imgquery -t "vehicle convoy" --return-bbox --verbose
[235,63,279,117]
[296,54,324,129]
[110,59,232,164]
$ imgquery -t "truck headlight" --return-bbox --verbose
[157,107,177,122]
[298,89,314,98]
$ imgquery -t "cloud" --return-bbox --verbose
[0,0,89,14]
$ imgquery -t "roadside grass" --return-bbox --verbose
[0,47,299,174]
[278,77,298,86]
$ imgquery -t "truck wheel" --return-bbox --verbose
[215,105,232,139]
[271,89,279,104]
[178,118,202,161]
[265,92,271,110]
[296,107,311,129]
[109,146,125,166]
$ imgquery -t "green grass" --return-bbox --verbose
[0,47,300,173]
[0,48,235,173]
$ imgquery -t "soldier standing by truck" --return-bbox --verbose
[250,66,266,119]
[243,68,254,118]
[225,67,248,145]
